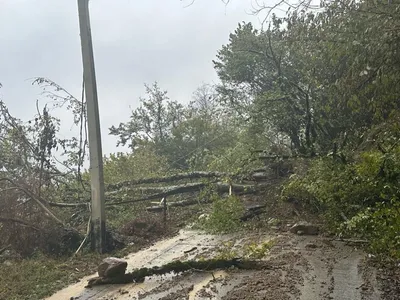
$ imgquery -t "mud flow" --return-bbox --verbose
[46,230,384,300]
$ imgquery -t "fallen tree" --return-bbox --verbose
[146,200,267,220]
[106,171,234,190]
[49,182,266,207]
[63,169,270,195]
[86,258,272,288]
[146,198,206,212]
[108,182,261,206]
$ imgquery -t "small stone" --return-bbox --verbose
[267,218,280,226]
[3,260,12,266]
[119,288,129,294]
[290,222,319,235]
[98,257,128,278]
[198,213,209,221]
[305,243,318,249]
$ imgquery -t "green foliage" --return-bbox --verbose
[200,193,245,234]
[0,242,144,300]
[206,129,266,174]
[214,240,275,260]
[2,0,400,288]
[102,147,170,184]
[344,203,400,259]
[109,83,239,171]
[214,241,239,260]
[243,240,275,260]
[283,143,400,258]
[0,252,103,300]
[109,82,184,150]
[214,1,400,156]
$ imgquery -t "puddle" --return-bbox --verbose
[188,270,228,299]
[45,229,277,300]
[45,229,240,300]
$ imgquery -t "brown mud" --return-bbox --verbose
[46,227,392,300]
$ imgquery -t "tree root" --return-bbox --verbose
[86,258,271,288]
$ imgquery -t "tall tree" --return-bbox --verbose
[214,0,400,157]
[110,83,238,170]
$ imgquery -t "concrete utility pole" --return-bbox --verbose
[77,0,106,253]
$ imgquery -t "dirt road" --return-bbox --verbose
[47,229,384,300]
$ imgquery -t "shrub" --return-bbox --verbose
[282,148,400,258]
[200,194,245,234]
[344,203,400,259]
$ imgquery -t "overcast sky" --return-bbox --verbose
[0,0,261,159]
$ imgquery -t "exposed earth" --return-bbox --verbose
[46,226,395,300]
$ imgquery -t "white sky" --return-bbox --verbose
[0,0,263,159]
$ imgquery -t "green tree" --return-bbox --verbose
[214,1,400,157]
[109,82,184,150]
[102,148,169,184]
[110,83,239,170]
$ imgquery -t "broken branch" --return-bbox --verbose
[146,198,209,212]
[0,177,66,227]
[107,182,260,206]
[0,216,42,231]
[86,258,271,287]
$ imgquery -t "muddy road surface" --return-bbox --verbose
[47,229,385,300]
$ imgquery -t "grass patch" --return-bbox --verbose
[0,238,151,300]
[0,253,102,300]
[0,204,200,300]
[213,239,276,261]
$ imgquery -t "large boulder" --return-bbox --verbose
[98,257,128,278]
[290,222,319,236]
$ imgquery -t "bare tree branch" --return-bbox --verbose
[0,177,66,227]
[0,216,42,231]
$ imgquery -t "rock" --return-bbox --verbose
[3,260,12,266]
[198,213,209,221]
[267,218,280,226]
[290,222,319,235]
[305,243,318,249]
[98,257,128,278]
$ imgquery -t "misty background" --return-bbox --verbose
[0,0,260,160]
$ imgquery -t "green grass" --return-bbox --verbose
[0,255,98,300]
[0,244,142,300]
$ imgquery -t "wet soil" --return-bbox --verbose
[46,228,391,300]
[221,236,383,300]
[376,261,400,300]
